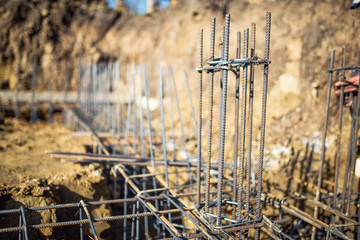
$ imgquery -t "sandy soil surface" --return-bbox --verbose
[0,117,85,186]
[0,117,112,239]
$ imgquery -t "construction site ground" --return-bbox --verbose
[0,116,113,238]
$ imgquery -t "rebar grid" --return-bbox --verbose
[2,12,360,240]
[194,14,272,238]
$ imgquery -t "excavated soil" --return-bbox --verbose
[0,117,112,239]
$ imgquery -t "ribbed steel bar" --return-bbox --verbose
[204,17,216,214]
[15,63,20,120]
[163,194,216,240]
[216,13,230,227]
[106,63,111,130]
[143,65,155,170]
[139,66,145,157]
[345,70,360,215]
[138,65,150,238]
[311,49,335,240]
[63,64,68,103]
[112,65,116,154]
[48,151,231,168]
[219,26,225,123]
[135,200,140,240]
[79,206,83,240]
[92,64,97,125]
[80,200,98,240]
[232,31,241,220]
[30,62,37,124]
[246,22,256,220]
[19,206,28,240]
[131,201,136,239]
[1,191,229,216]
[136,196,181,240]
[184,70,197,134]
[116,63,122,153]
[143,65,161,235]
[169,67,193,187]
[48,65,54,123]
[0,208,191,233]
[254,12,271,240]
[77,57,82,104]
[124,64,135,155]
[342,106,355,212]
[196,28,203,210]
[160,66,169,188]
[159,221,292,240]
[166,68,176,162]
[237,28,249,221]
[334,46,346,213]
[132,64,138,155]
[123,173,129,239]
[18,212,22,240]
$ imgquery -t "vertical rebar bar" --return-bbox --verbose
[139,65,149,238]
[143,65,161,236]
[123,181,129,239]
[133,64,138,155]
[20,206,28,240]
[30,62,37,124]
[79,207,83,240]
[139,66,145,157]
[344,57,360,216]
[48,64,54,124]
[196,28,203,210]
[205,17,216,213]
[238,27,249,221]
[15,63,20,120]
[166,69,176,161]
[124,65,135,155]
[80,200,98,240]
[254,12,271,240]
[334,46,346,212]
[246,23,256,220]
[18,210,22,240]
[112,64,116,154]
[216,13,230,227]
[346,71,360,215]
[184,70,197,134]
[232,31,241,220]
[169,67,193,188]
[160,66,169,188]
[63,64,68,105]
[77,57,82,105]
[117,63,122,153]
[143,65,155,171]
[312,50,336,240]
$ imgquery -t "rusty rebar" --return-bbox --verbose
[196,28,203,209]
[205,17,216,213]
[216,13,230,226]
[254,12,271,240]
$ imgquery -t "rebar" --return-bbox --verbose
[216,13,230,227]
[312,49,335,240]
[30,62,37,124]
[254,12,271,240]
[245,23,256,223]
[205,17,216,213]
[15,63,20,120]
[237,27,249,222]
[333,46,346,213]
[196,28,203,210]
[232,31,241,220]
